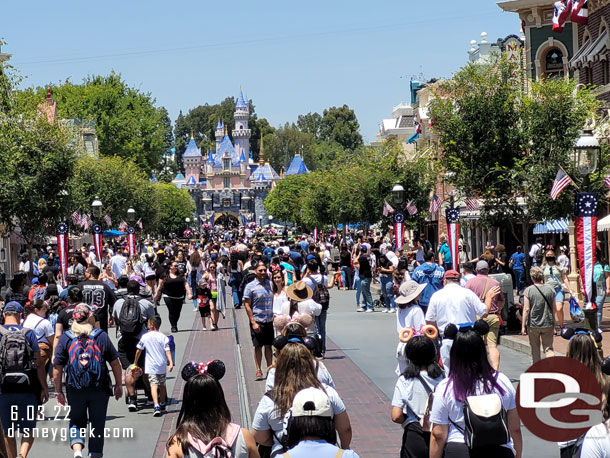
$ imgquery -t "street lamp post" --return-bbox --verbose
[568,129,601,331]
[391,183,406,250]
[268,215,273,230]
[91,197,103,264]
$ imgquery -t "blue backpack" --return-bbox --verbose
[65,329,104,389]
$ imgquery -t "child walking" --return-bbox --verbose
[196,278,213,331]
[134,316,174,416]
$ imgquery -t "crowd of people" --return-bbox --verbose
[0,227,610,457]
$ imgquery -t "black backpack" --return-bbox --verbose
[118,295,143,337]
[0,326,35,388]
[310,276,330,310]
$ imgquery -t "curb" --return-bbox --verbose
[499,334,565,356]
[232,306,252,429]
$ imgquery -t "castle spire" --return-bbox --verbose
[259,136,265,166]
[190,129,194,139]
[224,125,228,136]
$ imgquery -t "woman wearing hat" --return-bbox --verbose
[395,280,427,375]
[281,281,322,337]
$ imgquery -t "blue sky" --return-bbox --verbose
[2,0,518,144]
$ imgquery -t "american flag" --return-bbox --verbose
[405,200,418,215]
[604,176,610,189]
[383,200,394,217]
[465,196,480,211]
[118,220,128,231]
[103,214,112,227]
[71,211,81,226]
[81,214,91,230]
[551,168,573,200]
[429,194,443,214]
[136,218,143,230]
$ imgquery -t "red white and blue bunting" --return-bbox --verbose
[394,211,405,250]
[92,224,103,262]
[575,192,598,309]
[57,222,69,287]
[446,207,460,270]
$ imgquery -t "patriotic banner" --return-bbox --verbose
[552,0,573,32]
[575,192,598,309]
[313,228,318,242]
[57,222,69,287]
[128,226,136,257]
[571,0,588,24]
[446,207,460,270]
[92,224,103,262]
[393,211,405,250]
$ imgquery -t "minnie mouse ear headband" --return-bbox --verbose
[273,334,319,354]
[560,327,603,344]
[273,313,313,332]
[442,320,490,340]
[181,359,226,382]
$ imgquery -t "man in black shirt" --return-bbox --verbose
[355,246,374,312]
[78,266,116,332]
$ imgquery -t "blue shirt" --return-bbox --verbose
[439,243,451,264]
[510,252,525,271]
[411,263,445,307]
[262,247,275,263]
[298,241,309,253]
[243,278,274,323]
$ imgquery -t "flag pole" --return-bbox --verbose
[560,165,580,190]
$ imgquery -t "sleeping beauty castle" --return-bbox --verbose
[172,89,309,228]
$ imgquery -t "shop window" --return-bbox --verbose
[544,48,564,79]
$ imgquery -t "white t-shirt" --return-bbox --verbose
[581,422,610,458]
[392,372,445,425]
[283,440,360,458]
[252,384,345,457]
[426,283,487,333]
[396,304,425,334]
[22,314,54,344]
[136,331,170,375]
[430,371,516,452]
[460,273,476,287]
[265,362,335,391]
[273,291,288,316]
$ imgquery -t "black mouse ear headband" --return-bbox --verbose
[181,359,226,382]
[272,334,319,353]
[443,320,489,340]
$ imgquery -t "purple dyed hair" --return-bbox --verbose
[445,329,505,402]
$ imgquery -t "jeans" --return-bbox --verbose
[513,269,524,291]
[67,387,110,457]
[164,297,184,328]
[596,288,606,326]
[361,277,373,310]
[315,309,327,354]
[354,275,362,306]
[340,266,352,290]
[380,275,395,310]
[229,272,243,306]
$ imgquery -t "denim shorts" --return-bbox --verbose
[0,392,38,433]
[555,287,565,303]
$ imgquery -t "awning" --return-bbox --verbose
[599,214,610,232]
[569,30,610,70]
[533,218,568,234]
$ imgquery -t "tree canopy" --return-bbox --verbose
[14,73,171,174]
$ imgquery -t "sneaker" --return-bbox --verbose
[193,307,198,312]
[598,328,603,334]
[202,327,207,331]
[382,309,389,313]
[356,307,365,312]
[390,309,396,313]
[256,369,263,380]
[171,326,178,333]
[366,309,374,313]
[153,405,162,417]
[128,397,137,412]
[160,403,166,411]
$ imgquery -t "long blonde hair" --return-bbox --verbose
[273,343,323,416]
[70,321,93,336]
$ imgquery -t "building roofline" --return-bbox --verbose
[497,0,553,12]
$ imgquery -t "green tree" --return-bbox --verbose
[430,55,598,244]
[264,174,313,226]
[69,156,159,233]
[262,123,316,172]
[14,73,171,173]
[154,183,196,237]
[297,112,322,140]
[0,55,77,247]
[319,105,363,152]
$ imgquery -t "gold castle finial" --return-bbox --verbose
[190,129,194,139]
[259,136,265,166]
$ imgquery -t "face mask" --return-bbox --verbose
[546,256,555,262]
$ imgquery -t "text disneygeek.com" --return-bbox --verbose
[7,426,135,442]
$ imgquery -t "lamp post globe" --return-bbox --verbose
[391,183,405,207]
[91,197,103,218]
[573,129,600,176]
[127,207,136,224]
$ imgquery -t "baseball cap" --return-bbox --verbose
[476,260,489,271]
[290,387,332,418]
[130,274,146,287]
[72,303,97,323]
[306,254,317,261]
[3,301,24,314]
[444,270,461,280]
